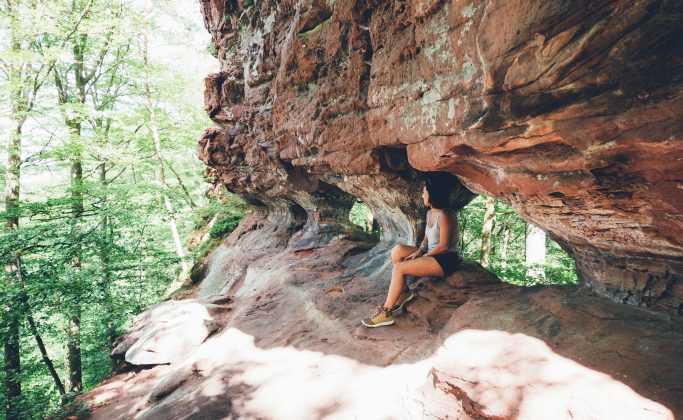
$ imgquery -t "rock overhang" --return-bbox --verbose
[197,0,683,313]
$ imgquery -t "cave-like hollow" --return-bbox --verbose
[198,0,683,314]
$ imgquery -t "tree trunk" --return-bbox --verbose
[137,235,147,313]
[25,314,66,396]
[459,215,466,253]
[98,162,116,358]
[65,120,84,393]
[55,23,91,394]
[525,222,546,280]
[15,257,65,396]
[480,196,496,268]
[3,16,24,416]
[143,24,189,281]
[3,121,22,414]
[164,161,197,209]
[50,0,109,394]
[501,226,510,270]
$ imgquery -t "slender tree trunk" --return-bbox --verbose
[98,163,116,358]
[57,28,91,394]
[164,161,197,209]
[4,116,23,420]
[480,196,496,268]
[3,0,66,409]
[25,316,66,396]
[65,120,84,393]
[15,257,65,396]
[459,216,465,253]
[3,14,24,414]
[142,25,189,281]
[50,0,104,395]
[138,235,147,313]
[525,222,546,280]
[501,226,510,270]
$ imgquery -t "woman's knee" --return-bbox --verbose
[390,245,403,262]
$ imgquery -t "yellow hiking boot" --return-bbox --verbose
[391,290,415,313]
[361,306,395,327]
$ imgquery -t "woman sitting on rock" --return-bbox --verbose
[362,177,461,327]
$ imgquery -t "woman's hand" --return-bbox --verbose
[404,250,423,261]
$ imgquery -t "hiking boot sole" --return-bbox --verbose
[361,319,395,327]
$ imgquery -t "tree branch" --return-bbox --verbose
[28,0,95,103]
[163,160,197,209]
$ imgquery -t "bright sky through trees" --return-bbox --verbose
[0,0,217,196]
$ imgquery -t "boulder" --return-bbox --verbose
[111,300,230,365]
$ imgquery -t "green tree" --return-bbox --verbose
[0,0,234,416]
[51,0,127,393]
[479,196,495,268]
[0,0,76,413]
[458,195,577,286]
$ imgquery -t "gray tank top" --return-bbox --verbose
[426,208,460,252]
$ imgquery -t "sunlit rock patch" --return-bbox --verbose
[83,211,683,418]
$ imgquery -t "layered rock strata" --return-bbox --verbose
[198,0,683,313]
[83,212,683,418]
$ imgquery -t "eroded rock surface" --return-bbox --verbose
[111,300,231,365]
[198,0,683,312]
[80,1,683,418]
[82,212,683,419]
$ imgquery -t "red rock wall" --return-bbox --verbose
[198,0,683,313]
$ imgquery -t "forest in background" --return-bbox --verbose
[0,1,576,418]
[350,196,578,286]
[0,0,248,417]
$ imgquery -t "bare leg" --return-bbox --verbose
[383,257,444,309]
[390,244,419,264]
[389,244,420,294]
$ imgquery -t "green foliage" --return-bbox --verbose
[193,237,220,265]
[349,200,370,229]
[209,213,243,239]
[458,195,578,286]
[0,0,229,418]
[349,200,383,240]
[192,194,247,231]
[206,42,218,58]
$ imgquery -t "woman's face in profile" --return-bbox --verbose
[422,186,430,207]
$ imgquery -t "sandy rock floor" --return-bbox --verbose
[81,218,683,419]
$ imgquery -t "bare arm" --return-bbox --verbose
[418,235,428,252]
[405,235,429,261]
[405,211,430,260]
[425,210,453,256]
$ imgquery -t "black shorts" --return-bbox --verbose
[431,251,461,276]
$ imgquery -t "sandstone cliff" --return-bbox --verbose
[199,0,683,313]
[81,1,683,418]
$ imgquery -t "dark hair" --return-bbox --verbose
[425,177,450,209]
